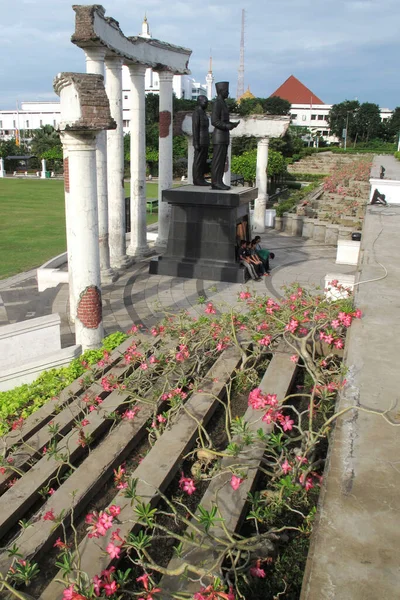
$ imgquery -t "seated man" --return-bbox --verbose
[253,236,275,273]
[249,240,267,276]
[238,240,260,281]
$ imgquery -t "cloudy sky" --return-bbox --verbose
[0,0,398,109]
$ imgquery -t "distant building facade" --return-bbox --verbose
[270,75,393,145]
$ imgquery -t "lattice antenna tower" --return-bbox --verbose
[236,9,245,100]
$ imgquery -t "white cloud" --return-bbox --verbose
[0,0,398,108]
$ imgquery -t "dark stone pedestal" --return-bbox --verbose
[149,185,258,283]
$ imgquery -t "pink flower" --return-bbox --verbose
[106,542,121,559]
[104,581,118,597]
[258,335,272,346]
[205,302,216,314]
[108,505,121,517]
[239,291,251,300]
[54,537,68,550]
[334,338,344,349]
[281,459,292,474]
[48,488,55,495]
[285,318,299,333]
[331,319,340,329]
[230,475,243,491]
[123,408,138,420]
[354,308,362,319]
[250,565,266,578]
[81,419,90,427]
[62,586,75,600]
[157,414,167,423]
[179,473,196,495]
[281,415,294,431]
[149,355,158,364]
[43,509,55,521]
[299,474,314,491]
[137,573,149,590]
[140,362,148,370]
[290,354,298,363]
[93,575,103,597]
[296,455,308,464]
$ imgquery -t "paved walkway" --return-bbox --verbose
[371,154,400,180]
[0,229,356,347]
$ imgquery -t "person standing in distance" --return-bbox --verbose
[211,82,239,190]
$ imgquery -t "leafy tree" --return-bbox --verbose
[326,100,360,141]
[231,148,286,184]
[383,107,400,143]
[0,138,25,159]
[30,125,61,158]
[237,96,290,116]
[354,102,382,142]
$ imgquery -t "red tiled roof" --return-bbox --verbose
[270,75,324,105]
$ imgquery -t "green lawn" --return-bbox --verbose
[0,179,159,280]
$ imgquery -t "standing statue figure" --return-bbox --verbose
[192,95,210,186]
[211,81,240,190]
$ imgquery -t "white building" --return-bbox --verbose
[270,75,393,145]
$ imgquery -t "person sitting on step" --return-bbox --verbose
[248,241,267,276]
[238,240,260,281]
[253,236,275,274]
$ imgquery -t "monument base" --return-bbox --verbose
[149,185,258,283]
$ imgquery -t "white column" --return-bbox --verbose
[60,131,104,350]
[85,47,117,282]
[222,141,232,187]
[157,71,174,247]
[253,138,269,234]
[0,158,5,177]
[187,136,194,185]
[127,64,148,256]
[62,148,76,323]
[105,56,132,269]
[41,158,47,179]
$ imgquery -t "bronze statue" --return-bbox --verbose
[192,95,210,186]
[211,81,239,190]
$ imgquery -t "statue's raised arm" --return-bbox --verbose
[211,81,239,190]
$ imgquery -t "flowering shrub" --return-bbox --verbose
[0,283,372,600]
[0,332,128,437]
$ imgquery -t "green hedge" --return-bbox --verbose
[394,151,400,161]
[287,173,328,182]
[0,331,128,437]
[275,182,320,217]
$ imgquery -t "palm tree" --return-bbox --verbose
[30,125,61,158]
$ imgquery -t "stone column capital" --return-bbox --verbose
[104,55,124,71]
[84,46,107,63]
[157,70,174,84]
[257,137,270,147]
[128,63,147,78]
[60,130,98,152]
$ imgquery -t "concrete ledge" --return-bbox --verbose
[0,345,82,392]
[37,252,68,292]
[301,204,400,600]
[0,314,62,370]
[369,177,400,204]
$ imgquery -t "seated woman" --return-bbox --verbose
[238,240,260,281]
[253,236,275,274]
[248,241,267,276]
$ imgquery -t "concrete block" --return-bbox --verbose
[313,221,327,243]
[37,252,68,292]
[302,218,315,238]
[0,314,62,371]
[369,178,400,204]
[325,224,339,245]
[336,239,360,266]
[324,273,355,300]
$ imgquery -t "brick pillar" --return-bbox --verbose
[85,47,117,283]
[127,64,148,256]
[60,131,104,349]
[253,138,269,234]
[105,56,132,269]
[157,71,174,247]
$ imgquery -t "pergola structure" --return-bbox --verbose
[56,5,191,349]
[70,4,191,274]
